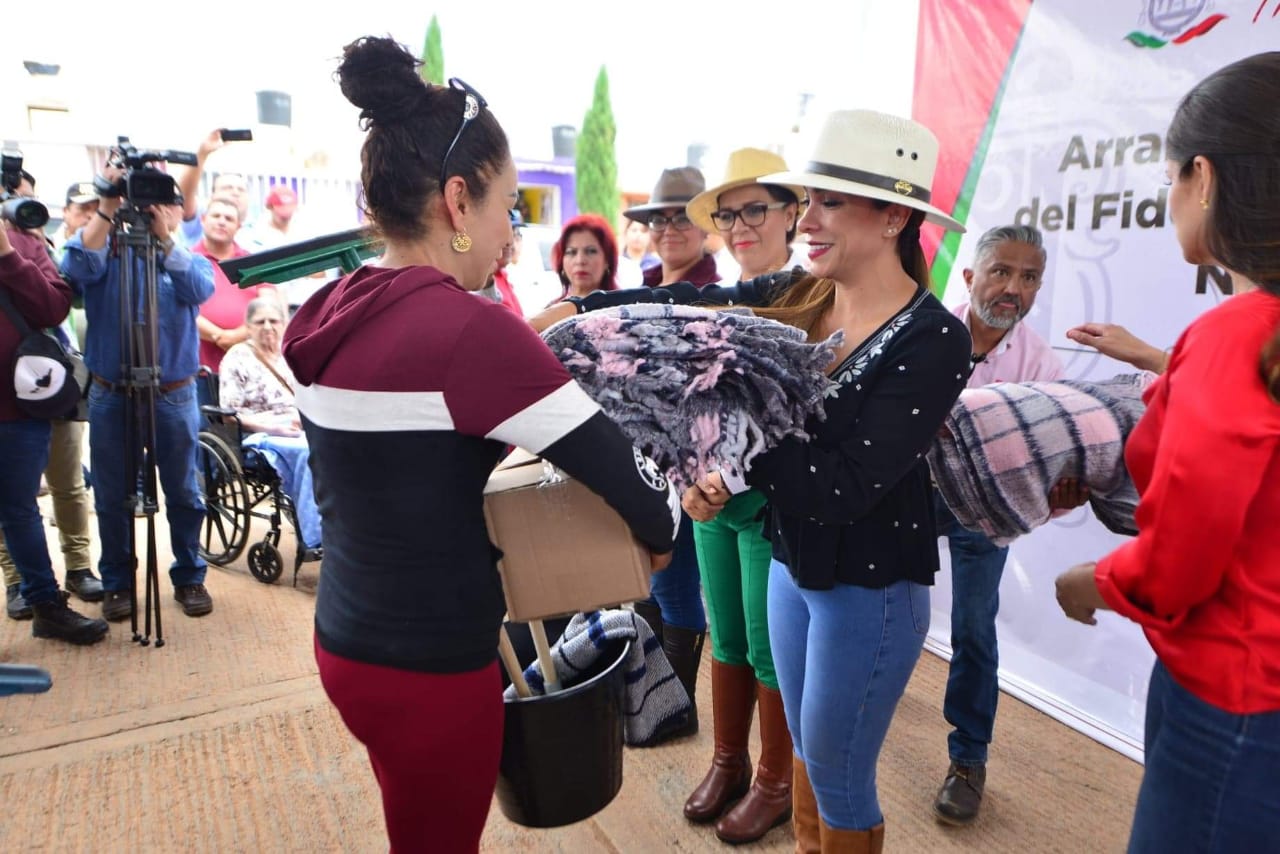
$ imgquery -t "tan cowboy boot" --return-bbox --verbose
[791,758,820,854]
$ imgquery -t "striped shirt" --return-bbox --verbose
[284,264,678,672]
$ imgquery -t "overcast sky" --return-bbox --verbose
[10,1,919,190]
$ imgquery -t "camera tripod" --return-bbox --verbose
[109,208,168,648]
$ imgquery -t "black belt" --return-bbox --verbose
[92,374,195,394]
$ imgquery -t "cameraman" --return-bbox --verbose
[0,221,109,644]
[61,164,217,621]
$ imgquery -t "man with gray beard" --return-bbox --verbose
[933,225,1071,827]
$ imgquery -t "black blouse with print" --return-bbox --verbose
[745,286,971,590]
[575,275,972,590]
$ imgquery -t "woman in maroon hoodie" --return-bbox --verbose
[0,225,107,644]
[282,37,678,852]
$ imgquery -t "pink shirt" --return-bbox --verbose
[952,303,1063,387]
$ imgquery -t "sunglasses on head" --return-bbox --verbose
[438,77,488,189]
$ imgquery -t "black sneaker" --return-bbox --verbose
[174,583,213,617]
[31,592,109,645]
[101,590,133,622]
[5,583,33,620]
[64,569,105,603]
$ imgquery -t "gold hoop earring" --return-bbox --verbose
[1200,198,1209,210]
[451,232,473,253]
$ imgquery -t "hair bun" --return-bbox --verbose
[337,36,430,127]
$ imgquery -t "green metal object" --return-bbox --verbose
[218,228,382,289]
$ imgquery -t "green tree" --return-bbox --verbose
[576,66,619,227]
[421,15,444,85]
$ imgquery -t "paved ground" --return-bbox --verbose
[0,505,1142,852]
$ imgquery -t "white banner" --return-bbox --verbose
[933,0,1280,760]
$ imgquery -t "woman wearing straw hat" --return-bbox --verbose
[679,110,972,852]
[676,148,807,843]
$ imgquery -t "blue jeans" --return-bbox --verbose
[643,513,705,632]
[1128,661,1280,853]
[936,494,1009,766]
[88,382,207,590]
[244,434,322,549]
[0,419,60,605]
[768,559,929,830]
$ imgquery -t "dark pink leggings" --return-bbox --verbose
[315,636,504,853]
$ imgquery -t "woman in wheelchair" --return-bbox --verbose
[217,298,322,554]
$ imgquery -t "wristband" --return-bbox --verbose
[565,296,586,314]
[159,238,176,254]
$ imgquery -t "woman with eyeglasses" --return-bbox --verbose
[668,149,807,843]
[550,213,621,301]
[281,37,677,852]
[218,298,322,554]
[627,166,723,288]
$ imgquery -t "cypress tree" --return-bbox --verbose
[576,66,619,227]
[421,16,444,85]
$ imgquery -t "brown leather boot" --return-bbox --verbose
[933,761,986,825]
[791,758,820,854]
[684,660,755,822]
[715,683,793,843]
[818,819,885,853]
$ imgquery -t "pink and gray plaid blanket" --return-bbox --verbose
[927,374,1155,545]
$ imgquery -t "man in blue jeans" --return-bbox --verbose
[61,168,217,621]
[933,226,1068,825]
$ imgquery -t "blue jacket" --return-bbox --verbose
[60,232,214,385]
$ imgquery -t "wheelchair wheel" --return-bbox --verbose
[196,433,250,565]
[247,541,284,585]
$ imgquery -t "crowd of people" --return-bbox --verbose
[1,33,1276,854]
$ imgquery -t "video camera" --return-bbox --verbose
[0,143,50,230]
[93,137,197,211]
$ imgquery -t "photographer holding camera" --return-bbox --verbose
[0,164,104,619]
[61,160,217,622]
[0,220,109,644]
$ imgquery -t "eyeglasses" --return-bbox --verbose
[438,78,488,189]
[710,201,792,232]
[647,211,694,232]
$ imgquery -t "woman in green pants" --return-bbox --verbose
[680,149,805,844]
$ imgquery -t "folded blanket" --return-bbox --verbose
[927,374,1154,545]
[543,304,839,490]
[501,609,692,747]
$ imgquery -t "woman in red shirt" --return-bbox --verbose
[1054,52,1280,854]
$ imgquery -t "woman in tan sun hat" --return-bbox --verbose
[677,147,805,844]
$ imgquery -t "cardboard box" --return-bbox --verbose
[484,448,652,622]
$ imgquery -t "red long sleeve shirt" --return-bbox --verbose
[1095,288,1280,714]
[0,230,72,422]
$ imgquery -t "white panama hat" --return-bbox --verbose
[762,109,964,233]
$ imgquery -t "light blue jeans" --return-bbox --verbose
[768,559,929,830]
[244,433,322,549]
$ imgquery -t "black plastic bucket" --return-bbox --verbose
[495,638,631,828]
